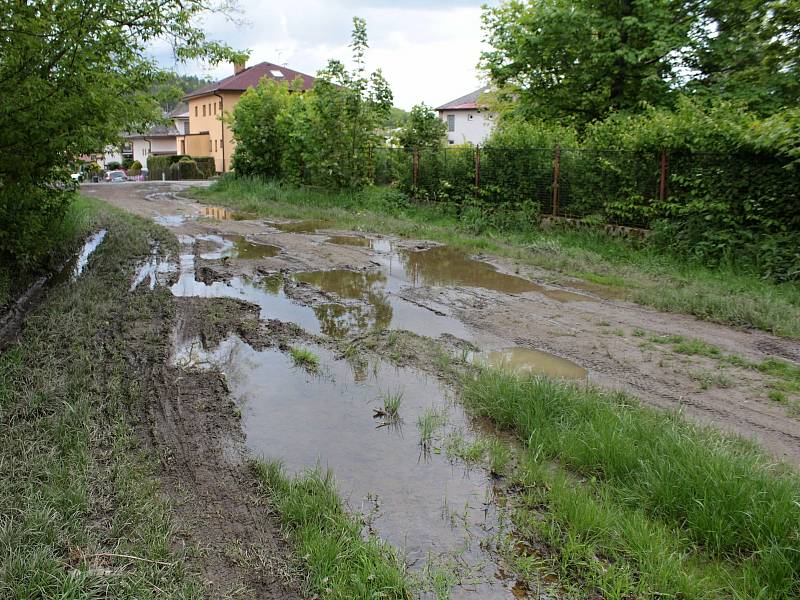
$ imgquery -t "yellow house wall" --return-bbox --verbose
[187,91,243,172]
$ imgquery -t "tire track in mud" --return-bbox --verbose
[132,300,302,599]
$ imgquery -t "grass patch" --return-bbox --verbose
[417,407,447,451]
[289,346,320,371]
[251,460,409,599]
[462,368,800,598]
[379,388,403,420]
[0,196,99,307]
[0,197,199,597]
[673,338,723,357]
[189,177,800,338]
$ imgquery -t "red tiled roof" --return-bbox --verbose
[184,62,316,99]
[435,86,490,111]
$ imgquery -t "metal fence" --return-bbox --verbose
[369,146,798,230]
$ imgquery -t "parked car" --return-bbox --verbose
[105,170,127,182]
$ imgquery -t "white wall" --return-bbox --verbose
[100,146,123,167]
[440,110,496,146]
[130,137,178,165]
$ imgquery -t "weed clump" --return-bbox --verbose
[252,461,410,599]
[290,346,320,372]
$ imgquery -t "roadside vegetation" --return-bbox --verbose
[461,368,800,598]
[0,198,199,597]
[0,0,241,309]
[251,460,410,599]
[191,177,800,338]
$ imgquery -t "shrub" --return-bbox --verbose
[106,161,121,171]
[169,158,202,180]
[128,160,142,176]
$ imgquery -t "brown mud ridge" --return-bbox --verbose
[85,181,800,596]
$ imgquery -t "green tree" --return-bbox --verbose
[306,17,393,188]
[481,0,693,125]
[685,0,800,114]
[0,0,243,271]
[229,78,295,177]
[395,104,446,148]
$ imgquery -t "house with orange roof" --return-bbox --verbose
[180,61,317,172]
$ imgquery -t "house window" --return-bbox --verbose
[194,106,198,117]
[180,140,185,154]
[219,100,223,110]
[202,104,206,117]
[214,103,217,115]
[447,114,455,132]
[209,140,212,152]
[214,140,218,152]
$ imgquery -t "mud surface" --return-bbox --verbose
[85,181,800,595]
[91,182,800,464]
[133,296,301,599]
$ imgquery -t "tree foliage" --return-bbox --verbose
[229,18,392,189]
[305,17,393,188]
[0,0,242,272]
[481,0,800,125]
[395,104,446,149]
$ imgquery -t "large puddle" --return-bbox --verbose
[482,347,587,380]
[176,334,525,598]
[329,236,595,304]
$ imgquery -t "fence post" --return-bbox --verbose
[474,146,481,189]
[412,148,419,190]
[552,146,561,216]
[658,149,668,201]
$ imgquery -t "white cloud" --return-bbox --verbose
[157,0,493,110]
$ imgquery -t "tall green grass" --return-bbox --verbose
[0,199,199,597]
[190,176,800,338]
[462,369,800,598]
[251,460,410,599]
[0,194,97,306]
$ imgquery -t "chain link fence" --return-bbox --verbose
[366,146,798,230]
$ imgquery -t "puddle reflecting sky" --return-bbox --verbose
[177,335,520,598]
[53,229,108,285]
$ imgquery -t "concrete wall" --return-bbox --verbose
[439,109,496,146]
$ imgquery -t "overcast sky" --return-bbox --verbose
[157,0,494,110]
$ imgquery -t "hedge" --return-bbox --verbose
[147,155,215,180]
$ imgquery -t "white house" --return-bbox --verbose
[435,87,496,146]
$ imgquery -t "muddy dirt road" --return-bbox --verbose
[84,181,800,597]
[88,181,800,461]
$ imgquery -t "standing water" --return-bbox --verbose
[175,334,526,598]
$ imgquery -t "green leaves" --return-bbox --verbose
[229,17,393,190]
[394,104,445,149]
[1,0,243,269]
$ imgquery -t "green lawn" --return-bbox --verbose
[189,176,800,338]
